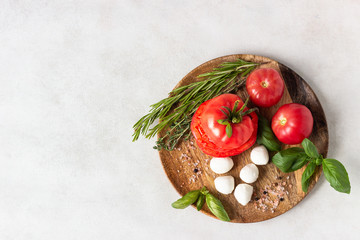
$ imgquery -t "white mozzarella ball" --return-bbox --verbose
[214,176,235,194]
[234,184,253,206]
[210,157,234,174]
[250,145,269,165]
[240,163,259,183]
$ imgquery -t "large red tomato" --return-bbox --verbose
[271,103,313,145]
[191,94,258,157]
[246,68,285,107]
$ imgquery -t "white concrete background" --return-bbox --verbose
[0,0,359,239]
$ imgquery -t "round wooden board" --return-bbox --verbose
[159,54,328,223]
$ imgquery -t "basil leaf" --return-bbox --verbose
[322,159,351,194]
[205,193,230,222]
[301,162,316,193]
[171,190,200,209]
[256,115,281,152]
[272,147,309,172]
[196,194,206,211]
[301,138,320,159]
[289,155,309,172]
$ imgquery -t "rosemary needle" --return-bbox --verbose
[132,59,259,150]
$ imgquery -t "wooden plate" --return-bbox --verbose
[159,54,328,223]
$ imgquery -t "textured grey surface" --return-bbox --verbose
[0,0,359,239]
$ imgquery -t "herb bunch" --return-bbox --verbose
[132,59,259,150]
[272,138,351,194]
[171,186,230,222]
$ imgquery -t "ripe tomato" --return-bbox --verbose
[246,68,285,107]
[191,94,258,157]
[271,103,313,145]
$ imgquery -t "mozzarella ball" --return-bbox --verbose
[250,145,269,165]
[240,163,259,183]
[214,176,235,194]
[210,157,234,174]
[234,184,253,206]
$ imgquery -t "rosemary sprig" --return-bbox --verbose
[132,59,259,150]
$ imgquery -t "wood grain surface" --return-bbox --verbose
[158,54,328,223]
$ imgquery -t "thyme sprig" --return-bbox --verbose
[132,59,259,150]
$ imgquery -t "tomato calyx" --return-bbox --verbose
[261,81,269,88]
[279,118,287,126]
[216,98,257,138]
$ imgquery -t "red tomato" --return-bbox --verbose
[191,94,258,157]
[246,68,285,107]
[271,103,313,145]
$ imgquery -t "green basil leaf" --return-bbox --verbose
[289,154,309,172]
[196,194,206,211]
[256,115,281,152]
[205,193,230,222]
[171,190,200,209]
[301,138,320,159]
[272,147,308,173]
[322,159,351,194]
[301,162,316,193]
